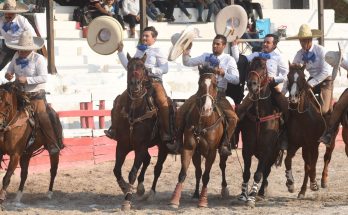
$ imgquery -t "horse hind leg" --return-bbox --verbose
[219,154,229,199]
[47,152,60,199]
[198,151,217,208]
[1,154,21,204]
[136,152,151,197]
[113,146,130,195]
[191,150,202,199]
[322,136,336,189]
[258,162,273,198]
[284,149,297,193]
[15,153,32,203]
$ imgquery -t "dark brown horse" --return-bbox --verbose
[169,65,228,208]
[238,57,283,207]
[113,54,170,210]
[0,82,62,205]
[284,63,330,198]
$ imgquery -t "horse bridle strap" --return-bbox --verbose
[128,109,157,126]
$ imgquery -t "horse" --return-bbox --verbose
[238,57,283,207]
[284,63,330,198]
[169,65,229,208]
[0,82,62,205]
[112,54,170,210]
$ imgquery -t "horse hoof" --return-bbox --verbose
[137,183,145,196]
[238,193,248,202]
[246,198,255,208]
[221,187,229,199]
[168,203,179,209]
[144,190,155,201]
[47,191,53,199]
[310,182,319,191]
[297,193,305,199]
[198,202,208,208]
[121,200,131,211]
[321,180,328,188]
[15,191,23,203]
[192,191,199,199]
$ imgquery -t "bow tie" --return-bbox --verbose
[205,54,220,68]
[16,57,29,69]
[2,22,19,33]
[258,52,271,59]
[302,51,316,63]
[137,44,148,52]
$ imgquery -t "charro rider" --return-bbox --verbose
[4,30,64,155]
[0,0,37,71]
[167,34,239,156]
[287,24,334,147]
[319,48,348,146]
[104,26,173,146]
[231,33,289,150]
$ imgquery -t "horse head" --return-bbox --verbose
[126,53,148,100]
[287,63,307,105]
[247,57,269,99]
[197,65,218,116]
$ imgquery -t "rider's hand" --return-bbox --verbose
[136,15,140,21]
[117,42,124,53]
[5,73,13,81]
[17,76,27,84]
[232,36,239,46]
[214,67,225,77]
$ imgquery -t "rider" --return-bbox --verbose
[167,34,239,156]
[288,24,333,146]
[319,54,348,146]
[0,0,37,71]
[104,26,173,146]
[231,33,289,150]
[4,30,64,155]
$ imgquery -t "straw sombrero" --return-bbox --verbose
[286,24,322,40]
[168,26,199,61]
[0,0,29,13]
[325,43,343,79]
[214,5,248,42]
[5,30,44,50]
[87,16,123,55]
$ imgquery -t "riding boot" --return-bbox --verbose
[104,95,122,140]
[37,112,62,155]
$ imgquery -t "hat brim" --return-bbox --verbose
[286,29,322,40]
[214,5,248,42]
[5,37,44,50]
[0,2,29,13]
[168,26,197,61]
[87,16,123,55]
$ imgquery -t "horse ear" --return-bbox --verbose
[141,53,147,62]
[127,53,131,61]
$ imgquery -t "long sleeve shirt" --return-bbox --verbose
[292,43,332,87]
[122,0,139,16]
[6,52,48,92]
[118,44,169,80]
[0,15,36,42]
[231,45,288,84]
[183,52,239,90]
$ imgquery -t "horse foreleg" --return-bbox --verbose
[343,126,348,156]
[247,160,264,207]
[16,153,31,203]
[322,134,336,188]
[136,152,151,197]
[309,145,319,192]
[284,148,297,193]
[219,154,229,199]
[299,149,310,199]
[258,162,272,198]
[169,148,194,208]
[198,151,217,208]
[239,150,252,202]
[192,151,202,199]
[113,146,130,195]
[1,154,20,204]
[47,152,59,199]
[148,145,168,200]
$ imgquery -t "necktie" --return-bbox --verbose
[137,44,148,52]
[205,54,220,68]
[2,22,20,33]
[258,52,271,59]
[16,57,29,69]
[302,51,316,63]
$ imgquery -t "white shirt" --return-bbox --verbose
[122,0,139,16]
[183,52,239,90]
[0,15,36,42]
[231,45,288,84]
[118,44,169,80]
[293,43,332,87]
[6,52,47,92]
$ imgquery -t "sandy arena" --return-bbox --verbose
[1,143,348,215]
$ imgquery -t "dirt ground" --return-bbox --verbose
[1,144,348,215]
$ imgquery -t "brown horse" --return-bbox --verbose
[0,82,62,205]
[113,54,170,210]
[238,57,283,207]
[284,64,330,198]
[169,65,228,208]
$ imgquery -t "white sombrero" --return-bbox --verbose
[286,24,322,40]
[87,16,123,55]
[0,0,29,13]
[214,5,248,42]
[5,30,44,50]
[325,43,343,79]
[168,26,199,61]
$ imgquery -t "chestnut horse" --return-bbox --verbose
[113,54,170,210]
[0,82,62,205]
[284,64,330,198]
[170,65,229,208]
[238,57,283,207]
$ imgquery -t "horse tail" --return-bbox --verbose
[275,149,284,167]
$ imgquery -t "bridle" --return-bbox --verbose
[247,69,271,101]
